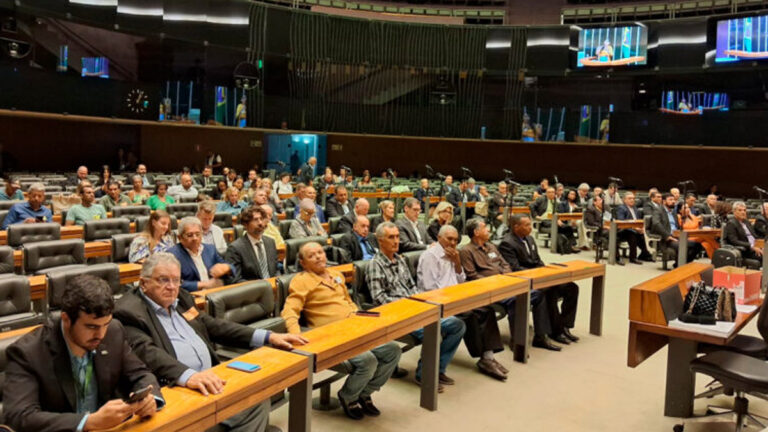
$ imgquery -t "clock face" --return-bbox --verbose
[125,89,149,114]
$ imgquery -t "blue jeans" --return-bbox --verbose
[411,316,467,379]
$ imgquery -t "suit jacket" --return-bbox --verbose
[488,191,509,223]
[650,206,676,240]
[643,202,660,219]
[114,288,256,387]
[337,232,379,261]
[225,235,278,281]
[558,201,581,214]
[195,174,215,189]
[530,196,553,218]
[723,218,759,250]
[4,319,161,432]
[754,215,768,239]
[325,197,354,219]
[396,218,431,252]
[616,204,643,221]
[584,204,604,229]
[297,163,314,185]
[338,211,358,233]
[413,188,432,207]
[168,243,236,292]
[498,233,545,271]
[446,189,478,213]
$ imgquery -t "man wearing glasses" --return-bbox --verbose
[168,216,236,292]
[115,252,307,432]
[288,199,327,239]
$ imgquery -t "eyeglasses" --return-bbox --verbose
[150,277,181,287]
[183,232,202,238]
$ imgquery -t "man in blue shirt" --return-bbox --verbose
[2,183,54,229]
[0,177,23,201]
[337,215,378,261]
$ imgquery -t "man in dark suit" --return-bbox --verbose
[297,157,317,185]
[325,185,355,219]
[225,206,278,281]
[115,253,306,432]
[4,274,162,432]
[699,194,719,216]
[338,216,379,261]
[488,181,510,227]
[615,192,653,264]
[643,190,662,217]
[532,187,574,240]
[724,201,764,261]
[136,164,155,188]
[338,199,370,233]
[67,165,90,187]
[754,203,768,239]
[413,178,433,210]
[651,193,697,265]
[396,197,432,252]
[195,166,215,189]
[498,214,580,347]
[446,179,478,216]
[168,216,236,292]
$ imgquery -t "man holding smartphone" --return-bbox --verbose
[4,274,163,432]
[1,183,53,229]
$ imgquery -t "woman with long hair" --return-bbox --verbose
[128,210,176,263]
[428,201,454,242]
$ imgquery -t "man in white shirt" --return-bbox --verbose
[167,174,199,201]
[196,201,227,255]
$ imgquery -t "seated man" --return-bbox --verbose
[292,186,326,223]
[368,222,465,393]
[396,197,432,252]
[499,215,580,346]
[251,188,280,221]
[289,199,327,239]
[754,203,768,239]
[0,177,23,201]
[167,174,199,201]
[67,165,89,187]
[325,185,354,219]
[4,274,163,432]
[115,253,305,432]
[282,242,401,420]
[700,194,719,216]
[136,164,154,187]
[168,216,235,291]
[615,192,653,264]
[724,201,764,262]
[413,178,432,210]
[338,215,378,261]
[196,200,227,255]
[226,206,278,281]
[531,187,575,241]
[196,166,214,189]
[488,181,510,227]
[217,187,248,216]
[650,193,697,265]
[2,182,53,229]
[260,204,286,248]
[339,198,370,233]
[99,180,131,212]
[66,183,108,226]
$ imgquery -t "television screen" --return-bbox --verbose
[659,90,729,114]
[576,25,648,67]
[715,15,768,63]
[81,57,109,78]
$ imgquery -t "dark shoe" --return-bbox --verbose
[414,375,444,393]
[552,334,571,345]
[438,373,455,385]
[491,359,509,375]
[563,328,580,343]
[639,253,654,262]
[616,259,626,266]
[630,258,643,265]
[358,395,381,416]
[338,392,364,420]
[532,335,562,352]
[266,426,283,432]
[476,359,507,381]
[392,367,408,379]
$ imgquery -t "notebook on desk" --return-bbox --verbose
[668,319,736,338]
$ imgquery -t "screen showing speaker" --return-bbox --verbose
[576,25,648,68]
[714,14,768,63]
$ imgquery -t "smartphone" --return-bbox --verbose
[356,310,381,317]
[35,216,44,222]
[125,385,152,404]
[227,361,262,373]
[550,263,568,267]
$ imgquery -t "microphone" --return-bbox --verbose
[608,176,623,183]
[553,174,559,184]
[678,180,695,186]
[340,165,352,173]
[386,168,395,177]
[435,172,446,180]
[502,169,513,177]
[425,165,435,177]
[754,185,768,195]
[506,179,521,187]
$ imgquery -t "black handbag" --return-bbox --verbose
[682,281,737,322]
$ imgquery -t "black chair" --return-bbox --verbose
[328,216,342,234]
[7,223,61,248]
[0,210,7,230]
[0,247,13,276]
[0,276,44,331]
[84,218,131,241]
[111,233,140,263]
[213,212,234,228]
[278,220,293,241]
[0,326,34,422]
[45,263,121,315]
[166,203,199,219]
[0,201,22,211]
[721,232,761,270]
[112,205,151,222]
[401,250,424,280]
[329,233,345,247]
[284,236,327,273]
[22,239,86,275]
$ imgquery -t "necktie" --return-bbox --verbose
[522,237,531,256]
[360,237,373,255]
[629,207,636,220]
[254,241,271,278]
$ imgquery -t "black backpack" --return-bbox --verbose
[557,233,574,255]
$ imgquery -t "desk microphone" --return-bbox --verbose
[678,180,696,186]
[340,165,352,174]
[608,176,623,184]
[754,185,768,195]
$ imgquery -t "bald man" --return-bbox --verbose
[67,165,89,186]
[338,215,379,261]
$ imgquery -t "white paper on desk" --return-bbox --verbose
[737,304,758,314]
[668,319,737,338]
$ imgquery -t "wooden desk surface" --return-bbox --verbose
[299,298,439,371]
[629,262,712,325]
[0,324,40,341]
[506,265,574,290]
[411,275,529,317]
[604,220,644,230]
[106,386,217,432]
[553,260,606,280]
[555,212,583,221]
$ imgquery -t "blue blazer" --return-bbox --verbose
[616,205,643,221]
[167,243,236,292]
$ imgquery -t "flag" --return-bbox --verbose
[215,87,227,124]
[579,105,591,138]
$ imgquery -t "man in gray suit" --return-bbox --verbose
[396,197,432,253]
[225,206,278,281]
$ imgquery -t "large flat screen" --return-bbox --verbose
[576,25,648,68]
[715,15,768,63]
[659,90,729,115]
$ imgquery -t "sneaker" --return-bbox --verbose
[358,395,381,416]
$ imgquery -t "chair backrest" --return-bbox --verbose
[112,205,151,221]
[0,328,30,409]
[0,276,31,319]
[643,215,660,239]
[84,218,131,241]
[176,196,199,204]
[275,273,297,315]
[111,233,140,263]
[45,263,121,310]
[352,260,372,309]
[330,233,345,246]
[279,219,294,240]
[7,223,61,247]
[166,203,199,219]
[328,216,342,234]
[213,212,233,228]
[207,281,275,325]
[401,250,424,280]
[135,215,178,233]
[0,201,22,211]
[0,210,7,229]
[284,236,327,270]
[23,239,85,274]
[0,247,12,274]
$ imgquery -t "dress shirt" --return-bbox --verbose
[98,194,131,212]
[167,185,199,200]
[666,208,678,231]
[274,182,293,195]
[356,232,375,260]
[202,224,227,255]
[417,242,466,290]
[62,323,98,432]
[1,201,53,229]
[0,190,23,201]
[741,221,756,247]
[367,252,418,305]
[281,269,358,334]
[216,200,248,216]
[459,241,511,280]
[410,219,424,244]
[263,223,286,248]
[628,206,637,220]
[185,247,210,282]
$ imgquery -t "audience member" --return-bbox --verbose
[370,200,396,230]
[643,190,662,217]
[413,178,432,209]
[129,210,176,263]
[396,197,432,252]
[2,183,53,229]
[226,169,238,188]
[724,201,764,262]
[678,204,711,258]
[615,192,653,264]
[650,193,697,265]
[66,183,107,226]
[428,201,454,242]
[167,174,199,201]
[217,187,248,216]
[534,178,549,196]
[210,180,228,200]
[136,164,154,187]
[93,165,115,199]
[325,185,354,218]
[99,180,131,211]
[292,186,326,222]
[700,194,719,216]
[297,157,317,185]
[532,187,575,242]
[196,166,215,189]
[338,215,378,261]
[339,198,370,233]
[67,165,89,186]
[289,199,326,239]
[168,216,235,291]
[128,175,151,204]
[244,169,259,189]
[754,203,768,239]
[488,181,510,226]
[0,177,23,201]
[205,150,223,173]
[576,183,590,207]
[274,172,294,195]
[146,181,175,211]
[441,175,455,196]
[282,242,401,420]
[260,204,285,248]
[196,201,227,255]
[603,183,622,211]
[226,206,278,280]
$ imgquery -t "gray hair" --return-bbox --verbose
[197,200,217,214]
[578,183,590,191]
[733,201,747,211]
[260,204,274,217]
[437,224,458,238]
[465,217,485,239]
[355,199,370,210]
[297,241,323,261]
[132,175,142,183]
[378,200,394,212]
[403,197,419,208]
[467,178,476,185]
[27,182,45,193]
[375,221,398,239]
[178,216,202,235]
[140,252,180,278]
[299,198,315,211]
